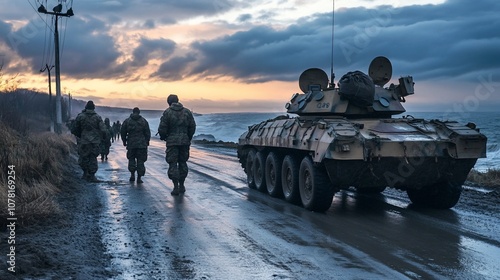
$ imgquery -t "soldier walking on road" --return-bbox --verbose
[116,120,122,140]
[158,94,196,195]
[70,101,108,182]
[111,121,117,142]
[121,107,151,184]
[100,118,113,161]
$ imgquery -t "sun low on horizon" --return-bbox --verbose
[1,0,499,113]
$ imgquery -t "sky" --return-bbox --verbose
[1,0,499,113]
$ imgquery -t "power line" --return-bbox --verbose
[39,15,55,71]
[60,14,68,58]
[27,0,55,70]
[37,2,74,134]
[62,0,75,58]
[26,0,53,33]
[330,0,335,87]
[40,12,49,71]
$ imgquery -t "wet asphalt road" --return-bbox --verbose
[95,138,500,279]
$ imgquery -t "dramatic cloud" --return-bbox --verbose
[1,15,121,77]
[72,0,236,24]
[189,23,330,83]
[131,37,176,67]
[152,54,197,81]
[1,0,499,112]
[332,0,500,82]
[3,0,499,83]
[172,0,500,84]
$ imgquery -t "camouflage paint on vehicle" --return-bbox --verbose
[237,57,487,212]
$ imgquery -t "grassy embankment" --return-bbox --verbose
[0,90,76,225]
[466,169,500,188]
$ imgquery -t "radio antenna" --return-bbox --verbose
[330,0,335,88]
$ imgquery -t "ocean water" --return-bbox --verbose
[104,110,499,172]
[138,111,283,143]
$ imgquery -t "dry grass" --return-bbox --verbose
[0,122,76,225]
[467,169,500,188]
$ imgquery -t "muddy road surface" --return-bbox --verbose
[92,138,500,279]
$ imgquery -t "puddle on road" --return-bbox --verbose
[104,168,123,172]
[459,236,500,278]
[97,160,145,278]
[98,184,140,279]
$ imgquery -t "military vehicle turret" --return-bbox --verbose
[237,56,487,212]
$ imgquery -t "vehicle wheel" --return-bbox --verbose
[253,151,267,192]
[265,152,282,197]
[406,187,428,205]
[299,157,334,212]
[356,186,386,194]
[281,155,300,204]
[407,181,462,209]
[245,149,256,189]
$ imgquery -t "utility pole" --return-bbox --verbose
[38,4,74,134]
[40,63,54,132]
[68,92,72,119]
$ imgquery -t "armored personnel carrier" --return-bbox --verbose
[237,56,487,212]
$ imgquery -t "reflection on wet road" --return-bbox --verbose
[95,138,500,279]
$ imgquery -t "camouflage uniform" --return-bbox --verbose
[115,121,122,140]
[112,121,118,142]
[100,118,113,160]
[71,102,107,181]
[68,118,82,168]
[121,108,151,183]
[158,96,196,195]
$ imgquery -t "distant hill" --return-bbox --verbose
[0,89,198,134]
[0,88,67,133]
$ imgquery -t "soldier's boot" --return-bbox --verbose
[179,179,186,193]
[137,175,143,184]
[129,172,135,182]
[87,173,99,182]
[82,170,88,179]
[171,180,180,196]
[101,154,104,161]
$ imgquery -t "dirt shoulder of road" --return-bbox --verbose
[0,157,113,279]
[459,183,500,216]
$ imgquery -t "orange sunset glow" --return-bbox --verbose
[1,0,499,113]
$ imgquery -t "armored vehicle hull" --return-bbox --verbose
[237,57,487,212]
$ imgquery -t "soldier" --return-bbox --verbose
[121,107,151,183]
[111,121,117,142]
[68,117,82,169]
[71,101,108,182]
[158,94,196,195]
[100,118,113,161]
[115,120,122,140]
